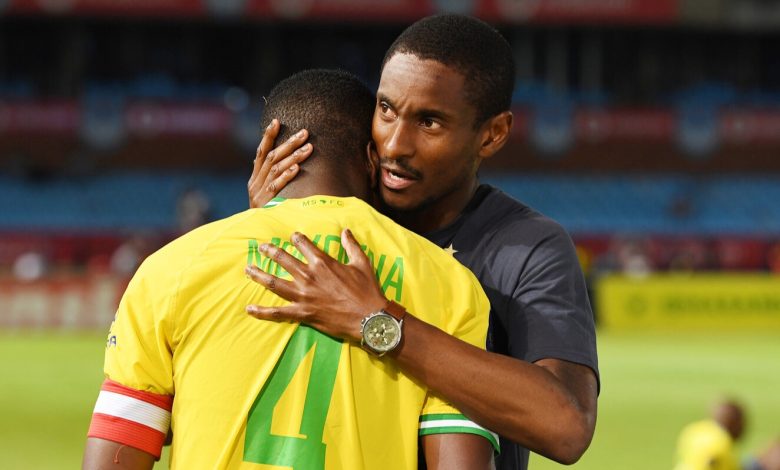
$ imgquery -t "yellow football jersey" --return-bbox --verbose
[674,420,739,470]
[92,196,495,469]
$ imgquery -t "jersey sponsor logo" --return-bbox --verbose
[106,319,117,348]
[247,235,404,301]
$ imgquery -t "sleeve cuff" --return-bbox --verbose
[419,413,500,454]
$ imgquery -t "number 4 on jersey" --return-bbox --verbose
[244,326,342,469]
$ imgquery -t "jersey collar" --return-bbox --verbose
[263,197,286,208]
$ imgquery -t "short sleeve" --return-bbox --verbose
[419,392,500,453]
[104,255,176,394]
[511,224,599,383]
[87,254,176,459]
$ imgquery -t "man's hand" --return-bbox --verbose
[248,119,312,208]
[243,230,598,465]
[245,229,387,342]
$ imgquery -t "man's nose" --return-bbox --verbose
[382,121,414,160]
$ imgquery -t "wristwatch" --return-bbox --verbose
[360,301,406,356]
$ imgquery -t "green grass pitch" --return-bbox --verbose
[1,330,778,469]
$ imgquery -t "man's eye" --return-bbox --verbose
[421,118,437,128]
[379,103,390,113]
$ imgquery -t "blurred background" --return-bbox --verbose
[1,0,779,469]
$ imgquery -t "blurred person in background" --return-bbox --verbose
[591,236,653,278]
[110,233,154,276]
[745,438,780,470]
[175,185,212,234]
[767,241,780,273]
[12,249,49,281]
[674,399,746,470]
[82,69,496,470]
[246,13,598,470]
[668,238,711,272]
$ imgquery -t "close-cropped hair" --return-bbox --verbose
[260,69,375,167]
[382,14,515,126]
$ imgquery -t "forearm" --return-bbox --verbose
[242,231,597,462]
[391,314,597,464]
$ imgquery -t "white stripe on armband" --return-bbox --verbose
[419,414,501,452]
[420,419,500,442]
[93,390,171,433]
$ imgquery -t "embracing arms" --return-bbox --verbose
[244,231,597,464]
[246,126,598,463]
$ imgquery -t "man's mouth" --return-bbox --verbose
[381,167,418,190]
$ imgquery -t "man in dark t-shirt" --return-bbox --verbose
[245,14,599,469]
[423,184,598,469]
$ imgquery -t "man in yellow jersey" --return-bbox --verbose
[82,69,496,469]
[674,400,746,470]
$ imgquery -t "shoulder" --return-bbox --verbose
[680,420,730,439]
[135,211,254,284]
[474,184,575,251]
[677,420,735,463]
[156,210,254,256]
[678,420,733,450]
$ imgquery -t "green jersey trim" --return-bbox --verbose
[263,197,286,208]
[418,413,500,453]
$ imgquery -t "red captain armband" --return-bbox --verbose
[87,379,173,459]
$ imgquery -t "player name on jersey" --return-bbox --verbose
[247,235,404,302]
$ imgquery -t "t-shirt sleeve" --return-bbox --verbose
[510,222,599,383]
[419,392,500,453]
[87,255,176,459]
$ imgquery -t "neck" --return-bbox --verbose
[278,171,367,201]
[386,179,478,234]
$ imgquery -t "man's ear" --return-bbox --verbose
[478,111,513,159]
[366,141,379,189]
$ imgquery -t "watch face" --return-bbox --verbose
[363,313,401,352]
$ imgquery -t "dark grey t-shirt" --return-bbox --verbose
[423,184,599,470]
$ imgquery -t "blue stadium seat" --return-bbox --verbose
[2,172,779,235]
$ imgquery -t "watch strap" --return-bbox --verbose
[383,300,407,322]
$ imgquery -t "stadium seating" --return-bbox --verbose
[2,172,778,236]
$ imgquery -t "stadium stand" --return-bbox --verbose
[1,1,779,286]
